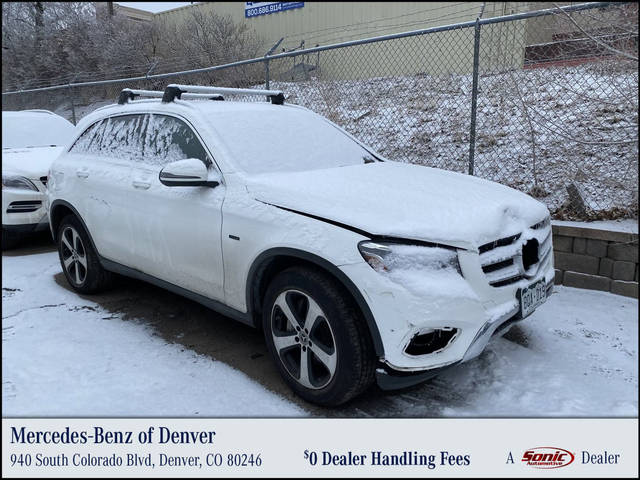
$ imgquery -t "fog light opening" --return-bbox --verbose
[405,328,458,356]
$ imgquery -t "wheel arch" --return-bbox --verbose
[246,247,385,358]
[49,200,99,255]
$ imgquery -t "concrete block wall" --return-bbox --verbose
[553,224,638,299]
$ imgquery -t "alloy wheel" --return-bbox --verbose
[60,226,87,286]
[270,289,337,389]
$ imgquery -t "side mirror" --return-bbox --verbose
[159,159,220,187]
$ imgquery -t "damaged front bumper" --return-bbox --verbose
[375,280,554,390]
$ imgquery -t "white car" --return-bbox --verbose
[47,85,554,406]
[2,110,75,249]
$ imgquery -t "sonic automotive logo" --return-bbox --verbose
[521,447,575,469]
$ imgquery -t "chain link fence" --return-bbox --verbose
[3,2,637,220]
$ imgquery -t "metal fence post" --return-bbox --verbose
[69,85,77,125]
[264,37,284,93]
[68,74,79,125]
[468,18,481,176]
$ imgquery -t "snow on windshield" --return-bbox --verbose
[209,107,371,174]
[2,112,75,149]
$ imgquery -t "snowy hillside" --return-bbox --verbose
[269,63,637,219]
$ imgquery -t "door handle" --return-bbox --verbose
[76,169,89,178]
[132,180,151,190]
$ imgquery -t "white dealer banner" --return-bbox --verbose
[2,418,638,477]
[245,2,304,18]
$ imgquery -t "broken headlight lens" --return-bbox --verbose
[358,241,461,274]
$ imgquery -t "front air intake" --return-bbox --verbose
[7,200,42,213]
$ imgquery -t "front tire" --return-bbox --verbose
[262,266,376,406]
[57,215,113,294]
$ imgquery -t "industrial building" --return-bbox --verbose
[105,2,623,79]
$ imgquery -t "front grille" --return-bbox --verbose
[482,257,514,273]
[478,233,521,254]
[479,220,552,288]
[538,229,553,265]
[7,200,42,213]
[491,275,524,288]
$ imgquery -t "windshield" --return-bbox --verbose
[210,106,376,174]
[2,112,75,149]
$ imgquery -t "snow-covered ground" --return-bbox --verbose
[3,250,637,417]
[438,285,637,416]
[2,252,305,417]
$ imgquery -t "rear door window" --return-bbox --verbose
[100,114,148,162]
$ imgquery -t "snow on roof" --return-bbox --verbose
[87,96,293,117]
[75,98,309,173]
[79,97,303,135]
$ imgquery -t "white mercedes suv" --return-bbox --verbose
[47,85,554,406]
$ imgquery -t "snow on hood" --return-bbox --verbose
[2,111,75,149]
[2,146,66,178]
[247,162,549,249]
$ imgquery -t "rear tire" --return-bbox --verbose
[57,215,113,294]
[262,266,376,406]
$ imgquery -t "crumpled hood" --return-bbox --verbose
[2,146,65,178]
[246,162,549,250]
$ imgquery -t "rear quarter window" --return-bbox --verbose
[69,120,106,154]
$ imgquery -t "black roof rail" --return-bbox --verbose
[162,86,183,103]
[118,89,164,104]
[162,84,285,105]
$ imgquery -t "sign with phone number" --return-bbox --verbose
[245,2,304,18]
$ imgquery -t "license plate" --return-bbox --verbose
[519,279,546,318]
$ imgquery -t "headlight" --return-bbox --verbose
[2,175,38,191]
[358,241,461,274]
[358,240,473,299]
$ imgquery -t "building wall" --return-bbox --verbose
[159,2,488,52]
[524,1,574,46]
[95,2,154,22]
[154,2,533,79]
[116,4,155,22]
[524,2,634,46]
